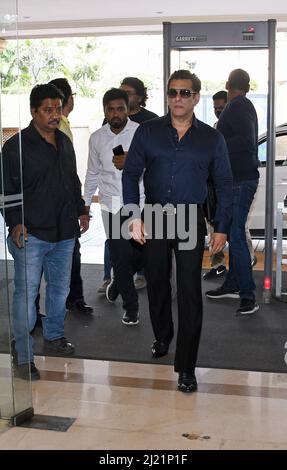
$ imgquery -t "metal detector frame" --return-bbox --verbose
[163,20,276,303]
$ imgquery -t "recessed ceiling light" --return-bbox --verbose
[23,16,31,19]
[156,11,163,14]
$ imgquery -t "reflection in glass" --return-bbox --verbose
[0,0,33,424]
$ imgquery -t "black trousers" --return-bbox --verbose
[144,208,206,373]
[102,211,144,313]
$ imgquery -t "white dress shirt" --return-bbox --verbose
[84,118,144,214]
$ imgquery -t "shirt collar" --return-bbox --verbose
[163,112,198,129]
[61,115,70,125]
[28,120,62,143]
[105,117,135,136]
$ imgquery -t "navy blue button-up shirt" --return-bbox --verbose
[122,114,233,234]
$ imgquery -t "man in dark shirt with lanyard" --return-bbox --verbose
[122,70,233,393]
[2,84,89,380]
[206,69,259,315]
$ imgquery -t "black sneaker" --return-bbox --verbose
[236,299,259,315]
[203,265,227,280]
[106,278,120,302]
[14,362,40,381]
[122,311,139,326]
[205,286,240,299]
[44,337,75,354]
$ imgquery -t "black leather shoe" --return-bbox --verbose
[151,340,169,358]
[14,362,40,381]
[44,337,75,354]
[35,312,45,327]
[74,299,93,313]
[66,299,93,313]
[11,338,18,365]
[177,372,197,393]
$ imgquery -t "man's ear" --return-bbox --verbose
[194,93,200,106]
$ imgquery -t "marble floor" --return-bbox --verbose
[0,357,287,450]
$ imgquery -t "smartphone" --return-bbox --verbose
[112,145,124,156]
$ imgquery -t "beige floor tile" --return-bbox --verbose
[2,357,287,450]
[220,439,287,450]
[199,367,287,389]
[0,425,222,450]
[35,357,287,389]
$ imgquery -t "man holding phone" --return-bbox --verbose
[84,88,144,325]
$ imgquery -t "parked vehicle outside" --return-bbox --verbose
[248,123,287,234]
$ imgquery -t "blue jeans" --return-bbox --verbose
[223,180,258,300]
[7,235,75,364]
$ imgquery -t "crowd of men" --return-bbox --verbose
[2,69,260,392]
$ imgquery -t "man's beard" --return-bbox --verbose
[110,117,127,129]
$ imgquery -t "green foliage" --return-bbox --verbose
[0,37,101,97]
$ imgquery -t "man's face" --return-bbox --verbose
[167,79,200,119]
[120,84,141,111]
[31,98,62,133]
[213,98,226,119]
[104,98,128,131]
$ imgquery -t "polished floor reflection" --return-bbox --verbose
[0,356,287,450]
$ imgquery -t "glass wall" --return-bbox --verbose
[0,0,33,424]
[171,47,269,133]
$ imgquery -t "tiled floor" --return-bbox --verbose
[1,357,287,450]
[1,207,287,450]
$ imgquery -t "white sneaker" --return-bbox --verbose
[134,276,147,290]
[97,279,111,294]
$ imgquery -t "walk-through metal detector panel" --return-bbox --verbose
[168,21,268,49]
[163,20,276,302]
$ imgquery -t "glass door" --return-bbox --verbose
[0,0,33,425]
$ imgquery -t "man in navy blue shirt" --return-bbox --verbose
[122,70,233,393]
[206,69,259,315]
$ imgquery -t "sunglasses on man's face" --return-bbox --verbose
[167,88,197,99]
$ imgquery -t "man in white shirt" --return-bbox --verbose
[84,88,144,325]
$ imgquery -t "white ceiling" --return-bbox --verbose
[1,0,287,37]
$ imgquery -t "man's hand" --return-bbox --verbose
[129,218,146,245]
[11,224,28,248]
[79,214,89,234]
[209,232,227,255]
[112,151,127,170]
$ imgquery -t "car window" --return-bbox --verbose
[258,134,287,166]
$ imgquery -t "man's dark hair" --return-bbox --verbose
[49,78,72,107]
[167,70,201,93]
[30,84,64,111]
[212,90,227,102]
[228,69,250,93]
[120,77,148,107]
[103,88,129,108]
